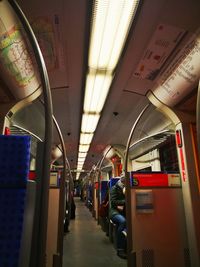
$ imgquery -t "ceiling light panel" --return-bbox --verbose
[81,113,100,133]
[89,0,139,70]
[77,161,84,167]
[77,162,84,167]
[79,144,90,153]
[84,70,112,113]
[78,152,87,158]
[80,133,94,145]
[78,157,85,162]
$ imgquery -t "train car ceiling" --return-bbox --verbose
[0,0,199,179]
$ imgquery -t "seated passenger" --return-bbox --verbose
[110,172,127,259]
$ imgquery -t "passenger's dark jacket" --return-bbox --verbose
[109,180,125,218]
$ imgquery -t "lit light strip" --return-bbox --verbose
[76,173,80,180]
[76,0,140,177]
[77,163,84,168]
[78,160,85,166]
[78,157,85,162]
[78,152,87,158]
[79,144,90,153]
[80,133,94,145]
[84,70,113,113]
[81,113,100,133]
[77,165,84,169]
[89,0,139,70]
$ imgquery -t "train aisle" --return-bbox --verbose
[62,198,127,267]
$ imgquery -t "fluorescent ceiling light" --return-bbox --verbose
[78,158,85,163]
[81,113,100,133]
[80,133,94,145]
[79,144,90,153]
[77,0,139,173]
[77,163,84,168]
[78,152,87,158]
[89,0,139,70]
[84,70,113,113]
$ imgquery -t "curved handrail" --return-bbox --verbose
[96,146,112,224]
[124,103,150,266]
[52,115,70,265]
[8,1,53,266]
[124,104,150,173]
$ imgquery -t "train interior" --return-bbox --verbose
[0,0,199,267]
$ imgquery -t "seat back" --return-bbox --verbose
[0,135,31,267]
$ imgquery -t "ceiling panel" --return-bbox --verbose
[4,0,200,178]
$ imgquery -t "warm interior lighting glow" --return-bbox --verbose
[80,133,94,145]
[79,144,90,153]
[76,0,140,174]
[78,158,85,163]
[78,152,87,158]
[84,70,113,113]
[81,113,100,133]
[77,164,84,168]
[89,0,139,70]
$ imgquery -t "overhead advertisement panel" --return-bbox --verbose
[153,29,200,107]
[133,23,186,80]
[0,1,41,100]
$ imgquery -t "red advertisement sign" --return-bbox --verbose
[131,172,181,187]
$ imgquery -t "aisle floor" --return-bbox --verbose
[62,198,127,267]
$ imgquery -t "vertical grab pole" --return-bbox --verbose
[52,115,70,267]
[97,146,112,224]
[8,1,53,266]
[124,104,150,267]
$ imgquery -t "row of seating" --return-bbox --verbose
[99,178,127,251]
[0,135,31,267]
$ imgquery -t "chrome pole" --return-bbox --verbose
[97,146,112,224]
[124,103,150,267]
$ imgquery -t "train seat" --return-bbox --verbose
[0,135,31,266]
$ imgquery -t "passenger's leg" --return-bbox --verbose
[111,214,126,259]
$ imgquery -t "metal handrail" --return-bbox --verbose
[52,115,68,266]
[97,146,112,224]
[8,1,53,266]
[124,104,150,174]
[124,103,150,267]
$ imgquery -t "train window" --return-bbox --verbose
[159,135,179,172]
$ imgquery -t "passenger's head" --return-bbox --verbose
[120,171,126,184]
[117,172,125,189]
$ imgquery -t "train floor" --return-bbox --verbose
[62,197,127,267]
